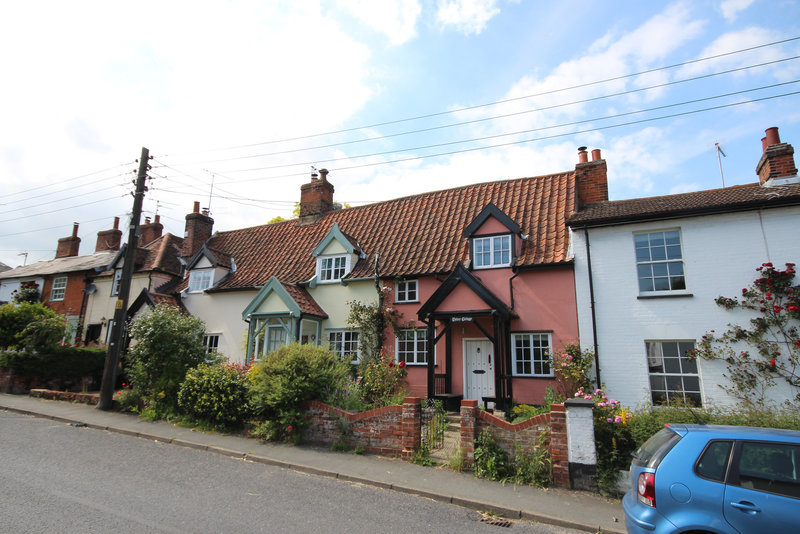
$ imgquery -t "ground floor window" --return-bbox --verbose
[646,340,701,406]
[511,332,552,377]
[203,334,220,354]
[250,318,290,362]
[396,328,427,364]
[327,330,360,363]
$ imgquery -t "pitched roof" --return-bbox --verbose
[99,234,185,277]
[0,251,116,280]
[199,171,576,292]
[567,182,800,227]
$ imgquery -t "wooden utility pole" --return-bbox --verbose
[97,147,149,410]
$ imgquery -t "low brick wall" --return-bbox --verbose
[0,368,94,395]
[29,389,100,405]
[460,400,572,488]
[303,397,422,457]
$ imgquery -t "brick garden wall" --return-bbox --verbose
[303,397,421,457]
[459,399,570,488]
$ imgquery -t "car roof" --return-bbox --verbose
[666,424,800,442]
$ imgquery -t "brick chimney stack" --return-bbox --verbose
[56,223,81,258]
[299,168,334,225]
[182,202,214,259]
[575,147,609,208]
[756,126,797,185]
[138,214,164,246]
[95,217,123,253]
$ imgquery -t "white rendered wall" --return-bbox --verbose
[181,290,256,364]
[572,206,800,409]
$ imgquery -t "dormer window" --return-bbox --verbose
[318,255,348,283]
[188,269,213,293]
[473,235,511,269]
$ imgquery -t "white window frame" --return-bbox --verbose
[111,269,123,296]
[50,276,67,301]
[646,340,701,406]
[202,334,220,355]
[188,269,214,293]
[317,255,349,283]
[396,328,428,364]
[395,279,418,303]
[327,329,360,363]
[473,234,512,269]
[511,332,553,377]
[634,230,687,294]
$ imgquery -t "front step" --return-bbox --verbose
[428,413,461,463]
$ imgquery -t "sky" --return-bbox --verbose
[1,0,799,269]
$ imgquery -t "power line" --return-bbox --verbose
[0,181,129,216]
[2,162,135,201]
[160,55,800,167]
[0,194,130,224]
[207,81,800,178]
[158,36,800,159]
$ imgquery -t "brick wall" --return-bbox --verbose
[42,271,87,318]
[303,397,421,456]
[459,400,570,487]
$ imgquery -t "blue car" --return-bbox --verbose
[623,424,800,533]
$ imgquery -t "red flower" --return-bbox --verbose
[398,361,406,368]
[287,425,294,433]
[788,306,799,312]
[770,359,776,367]
[774,306,783,313]
[388,361,395,367]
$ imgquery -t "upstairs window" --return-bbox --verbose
[111,269,123,296]
[318,255,348,283]
[188,269,213,293]
[50,276,67,301]
[635,230,686,293]
[395,280,418,303]
[473,235,511,269]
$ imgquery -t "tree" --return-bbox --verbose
[125,304,208,413]
[693,262,800,406]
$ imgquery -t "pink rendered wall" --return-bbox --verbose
[380,265,579,406]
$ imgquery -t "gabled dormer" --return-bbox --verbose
[310,223,364,285]
[463,203,521,270]
[185,245,234,293]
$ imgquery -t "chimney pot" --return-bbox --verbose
[762,137,768,152]
[113,216,119,230]
[765,127,781,147]
[144,217,151,224]
[578,147,588,163]
[193,201,200,213]
[591,149,602,162]
[72,223,79,237]
[154,215,160,224]
[319,168,329,181]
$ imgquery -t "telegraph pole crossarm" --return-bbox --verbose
[97,147,149,410]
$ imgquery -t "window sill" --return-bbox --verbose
[511,374,554,379]
[637,291,693,300]
[394,300,420,304]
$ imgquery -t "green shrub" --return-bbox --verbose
[0,302,62,350]
[0,346,106,386]
[507,431,552,487]
[324,374,369,412]
[124,304,208,414]
[474,429,509,481]
[178,362,250,429]
[360,358,407,407]
[248,342,350,440]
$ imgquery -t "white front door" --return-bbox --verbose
[464,339,495,401]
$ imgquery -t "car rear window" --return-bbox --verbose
[632,427,682,468]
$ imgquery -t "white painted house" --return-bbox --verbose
[568,127,800,409]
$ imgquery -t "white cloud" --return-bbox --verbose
[719,0,756,21]
[436,0,500,35]
[338,0,422,45]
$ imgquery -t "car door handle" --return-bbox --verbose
[730,501,761,514]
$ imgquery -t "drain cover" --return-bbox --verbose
[478,515,513,528]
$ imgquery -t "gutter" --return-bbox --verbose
[583,225,601,386]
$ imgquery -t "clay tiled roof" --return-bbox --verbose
[139,233,184,276]
[281,282,328,318]
[203,172,577,292]
[568,182,800,227]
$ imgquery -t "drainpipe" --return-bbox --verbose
[508,269,520,309]
[583,226,601,386]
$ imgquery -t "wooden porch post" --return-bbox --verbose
[426,318,435,398]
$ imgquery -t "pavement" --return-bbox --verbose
[0,393,625,533]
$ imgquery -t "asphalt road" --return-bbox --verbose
[0,411,585,534]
